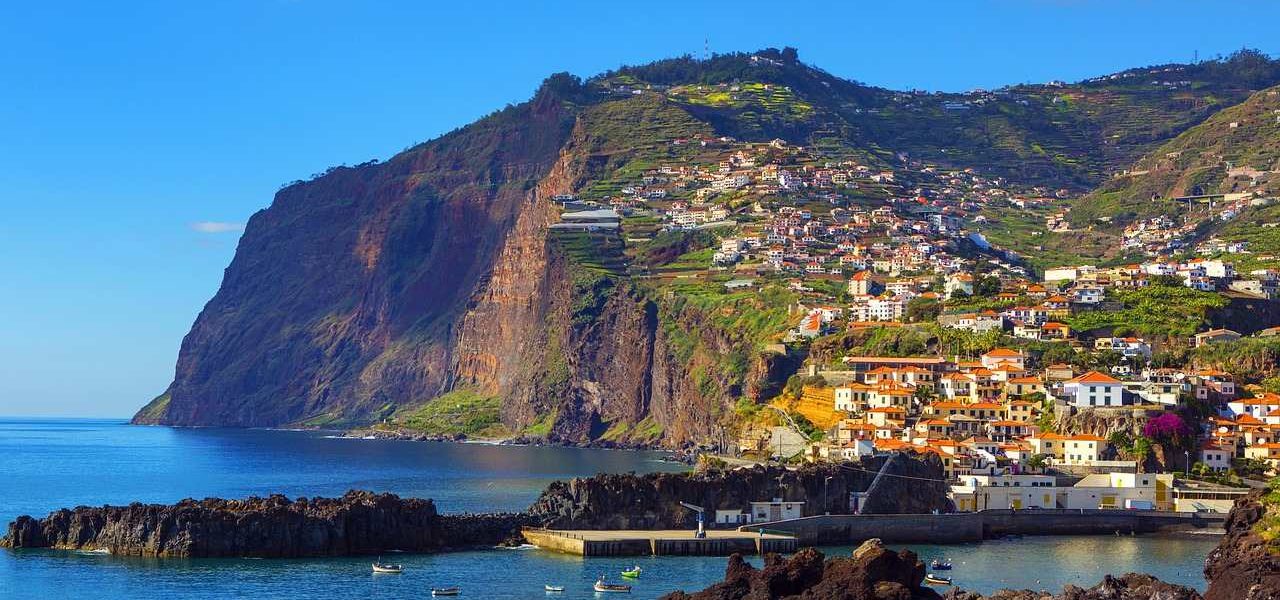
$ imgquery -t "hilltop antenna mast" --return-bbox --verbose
[704,37,709,61]
[1194,49,1199,64]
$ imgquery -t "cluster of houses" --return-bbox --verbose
[1041,259,1280,298]
[774,348,1264,513]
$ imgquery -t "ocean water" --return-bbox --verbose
[0,419,1219,599]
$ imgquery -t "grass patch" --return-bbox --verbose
[392,389,508,437]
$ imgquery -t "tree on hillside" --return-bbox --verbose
[905,297,941,323]
[975,276,1002,297]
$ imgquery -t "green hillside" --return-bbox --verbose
[1074,82,1280,229]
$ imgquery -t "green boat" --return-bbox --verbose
[620,566,642,578]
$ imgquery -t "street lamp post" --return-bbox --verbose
[824,476,834,515]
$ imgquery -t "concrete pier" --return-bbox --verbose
[743,509,1227,544]
[522,527,798,557]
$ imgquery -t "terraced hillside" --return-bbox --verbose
[605,48,1280,190]
[1075,83,1280,228]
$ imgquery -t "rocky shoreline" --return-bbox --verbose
[341,426,693,456]
[0,490,535,558]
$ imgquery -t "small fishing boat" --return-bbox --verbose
[924,574,953,586]
[620,566,642,578]
[431,587,461,596]
[371,560,403,574]
[594,577,632,593]
[544,584,565,592]
[930,559,952,570]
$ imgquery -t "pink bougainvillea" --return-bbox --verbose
[1143,413,1190,441]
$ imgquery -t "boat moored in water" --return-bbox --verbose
[924,574,953,586]
[371,560,403,574]
[594,577,632,593]
[930,559,952,570]
[544,584,565,592]
[620,566,642,578]
[431,587,461,596]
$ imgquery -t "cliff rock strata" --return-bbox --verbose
[133,84,789,448]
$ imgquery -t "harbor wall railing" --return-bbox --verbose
[742,509,1226,544]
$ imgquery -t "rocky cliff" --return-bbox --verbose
[0,490,533,558]
[528,452,952,529]
[1202,488,1280,600]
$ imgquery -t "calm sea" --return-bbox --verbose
[0,419,1218,599]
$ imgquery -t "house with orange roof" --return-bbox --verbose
[1243,425,1279,448]
[988,364,1026,383]
[864,406,906,428]
[867,381,916,410]
[1040,321,1072,340]
[1026,433,1110,465]
[938,373,977,401]
[834,420,877,443]
[833,383,873,412]
[944,272,974,299]
[980,348,1026,370]
[1058,434,1108,465]
[1228,395,1280,420]
[1199,440,1232,472]
[1004,399,1038,422]
[1004,376,1043,397]
[1045,363,1075,382]
[874,438,911,452]
[915,418,954,439]
[988,419,1032,439]
[1244,443,1280,471]
[1062,371,1126,407]
[1192,370,1236,401]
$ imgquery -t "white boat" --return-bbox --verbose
[924,574,952,586]
[544,584,565,592]
[431,588,461,596]
[371,561,403,574]
[593,578,631,593]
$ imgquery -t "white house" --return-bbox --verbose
[749,500,804,523]
[1062,371,1126,407]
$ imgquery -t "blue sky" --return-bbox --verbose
[2,1,1278,418]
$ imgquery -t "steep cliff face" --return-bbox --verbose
[138,85,577,428]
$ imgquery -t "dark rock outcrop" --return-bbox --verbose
[660,542,941,600]
[943,574,1200,600]
[0,490,534,558]
[1202,489,1280,600]
[662,542,1200,600]
[529,452,953,529]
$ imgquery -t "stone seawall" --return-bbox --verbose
[748,509,1226,544]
